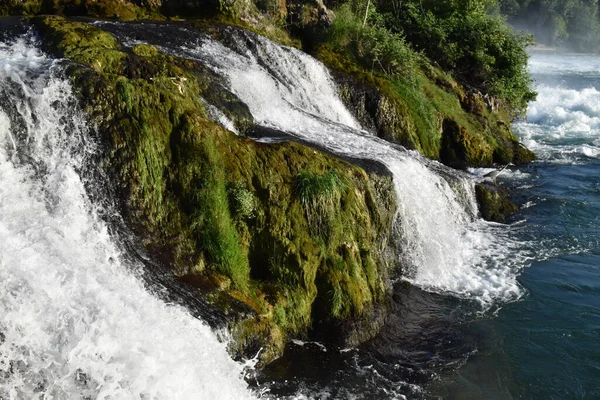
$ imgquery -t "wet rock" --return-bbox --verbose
[35,16,400,364]
[475,183,519,223]
[440,118,493,169]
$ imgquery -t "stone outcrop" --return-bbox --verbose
[0,0,535,364]
[33,15,400,363]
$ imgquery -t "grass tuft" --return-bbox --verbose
[295,168,346,242]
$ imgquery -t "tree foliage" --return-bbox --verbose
[371,0,536,115]
[328,2,421,78]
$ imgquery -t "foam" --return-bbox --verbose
[516,53,600,163]
[0,36,254,399]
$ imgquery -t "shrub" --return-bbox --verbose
[329,3,421,79]
[228,182,256,219]
[376,0,536,116]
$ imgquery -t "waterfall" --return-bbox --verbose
[153,27,526,307]
[0,35,254,398]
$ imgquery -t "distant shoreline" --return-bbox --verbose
[528,44,600,55]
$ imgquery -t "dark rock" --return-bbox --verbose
[286,0,333,47]
[475,183,519,223]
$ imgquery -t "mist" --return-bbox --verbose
[499,0,600,53]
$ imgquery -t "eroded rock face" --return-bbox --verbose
[440,118,493,168]
[339,75,535,169]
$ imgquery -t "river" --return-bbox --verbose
[427,51,600,399]
[250,50,600,400]
[1,21,598,399]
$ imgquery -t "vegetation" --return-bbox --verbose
[328,3,421,79]
[295,168,346,242]
[4,0,539,364]
[33,15,398,363]
[369,0,536,116]
[317,6,534,166]
[228,182,256,219]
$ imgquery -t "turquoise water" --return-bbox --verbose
[433,52,600,399]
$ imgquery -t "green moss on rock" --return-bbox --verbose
[475,183,519,223]
[315,44,534,168]
[34,16,398,363]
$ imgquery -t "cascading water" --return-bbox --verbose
[0,35,255,399]
[140,26,527,307]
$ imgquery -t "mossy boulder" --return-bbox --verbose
[440,119,493,168]
[475,183,519,223]
[33,16,399,363]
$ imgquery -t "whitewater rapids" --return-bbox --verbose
[0,35,254,399]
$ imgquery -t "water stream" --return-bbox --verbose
[0,33,254,399]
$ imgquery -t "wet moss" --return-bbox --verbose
[34,16,398,363]
[315,44,534,168]
[0,0,42,15]
[131,43,160,58]
[475,183,519,223]
[295,168,346,243]
[35,16,128,77]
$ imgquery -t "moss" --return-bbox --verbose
[295,168,346,243]
[314,44,533,168]
[1,0,42,15]
[475,184,519,223]
[1,0,162,19]
[35,16,398,363]
[186,132,250,290]
[132,43,160,58]
[440,119,493,168]
[36,16,125,75]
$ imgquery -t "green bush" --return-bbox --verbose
[376,0,536,116]
[329,3,421,79]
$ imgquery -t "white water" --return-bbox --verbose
[528,52,600,76]
[516,52,600,162]
[171,29,527,306]
[0,37,254,399]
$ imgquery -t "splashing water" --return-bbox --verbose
[516,51,600,163]
[156,27,528,307]
[517,85,600,162]
[0,36,254,399]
